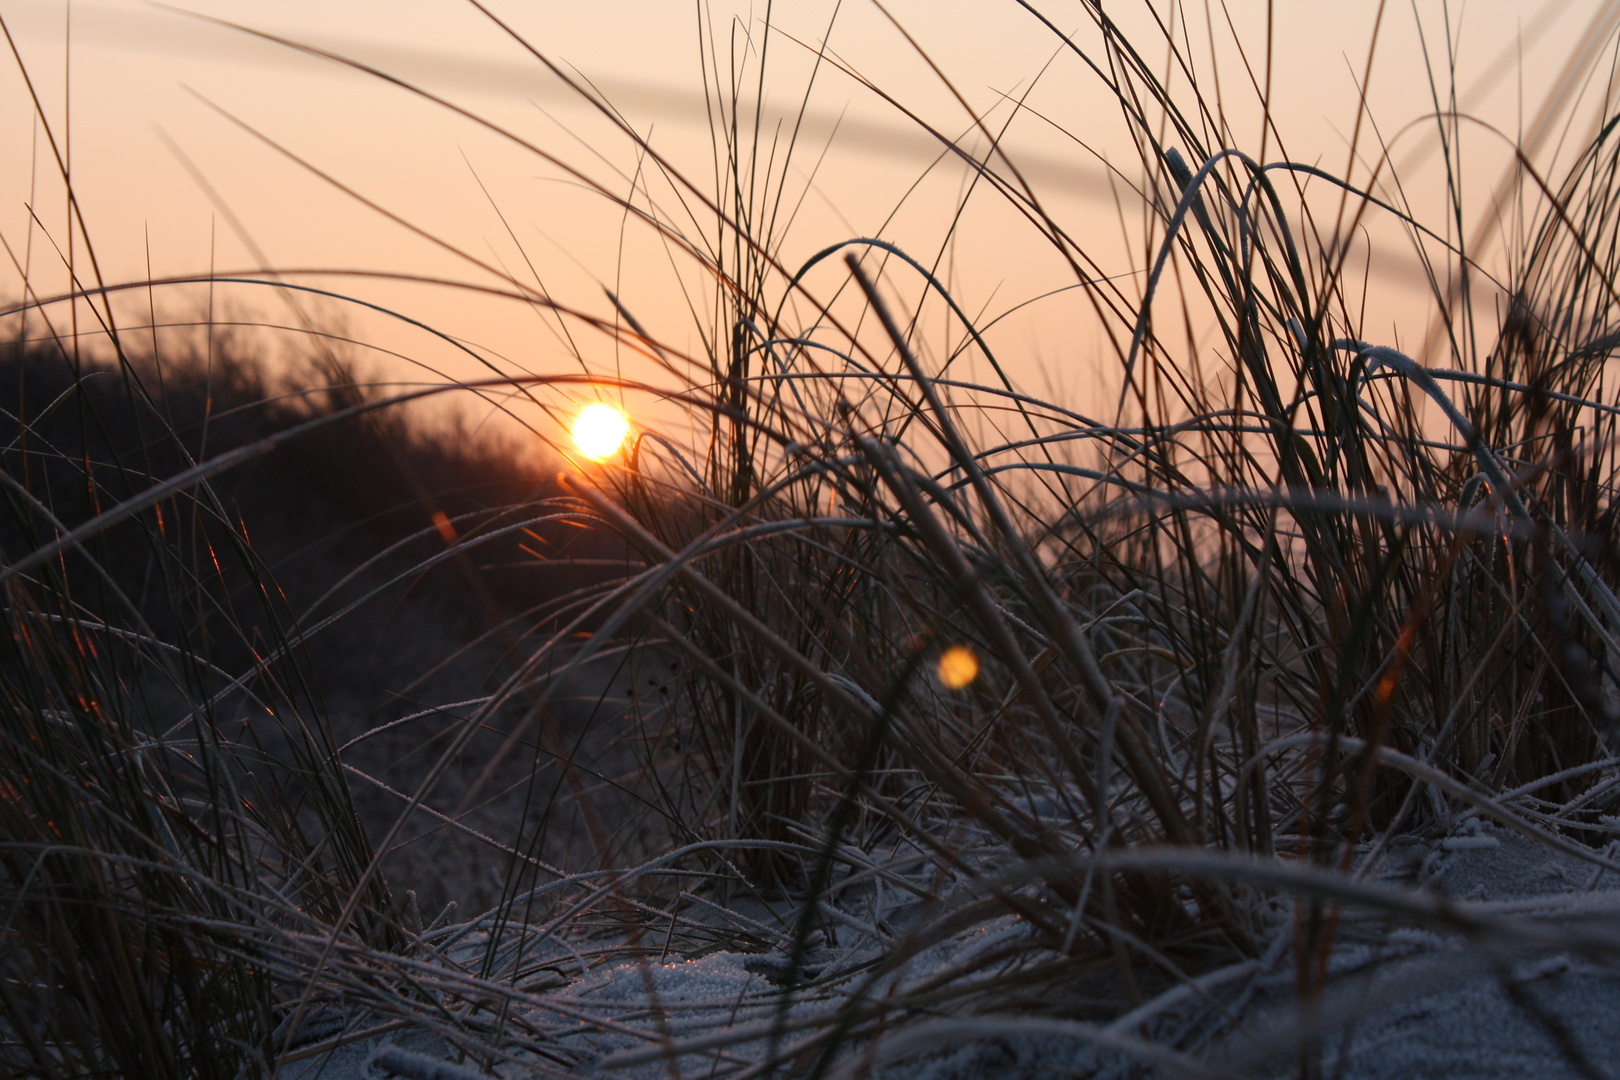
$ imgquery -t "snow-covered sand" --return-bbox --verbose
[279,820,1620,1079]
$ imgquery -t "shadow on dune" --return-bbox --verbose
[0,333,645,915]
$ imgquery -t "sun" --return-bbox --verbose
[571,402,631,461]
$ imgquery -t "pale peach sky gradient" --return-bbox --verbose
[0,1,1613,446]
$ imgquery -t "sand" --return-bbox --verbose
[278,819,1620,1079]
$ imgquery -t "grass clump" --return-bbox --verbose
[7,2,1620,1077]
[0,337,406,1078]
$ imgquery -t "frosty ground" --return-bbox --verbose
[275,810,1620,1080]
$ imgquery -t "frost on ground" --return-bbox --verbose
[283,819,1620,1080]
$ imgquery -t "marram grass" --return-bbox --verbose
[6,3,1620,1077]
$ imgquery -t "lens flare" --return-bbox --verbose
[572,402,630,460]
[936,645,980,690]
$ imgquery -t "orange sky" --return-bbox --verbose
[0,0,1612,450]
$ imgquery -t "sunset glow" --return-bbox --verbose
[572,403,631,461]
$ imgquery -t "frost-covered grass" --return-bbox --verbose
[7,2,1620,1078]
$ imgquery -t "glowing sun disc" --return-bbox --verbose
[572,403,630,460]
[936,645,980,690]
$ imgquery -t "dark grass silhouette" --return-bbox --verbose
[0,333,650,1075]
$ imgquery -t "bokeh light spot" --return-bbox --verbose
[936,645,980,690]
[572,402,630,460]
